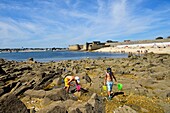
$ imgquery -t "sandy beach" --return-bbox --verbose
[95,46,170,54]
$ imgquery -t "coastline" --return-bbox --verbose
[95,46,170,54]
[0,49,68,53]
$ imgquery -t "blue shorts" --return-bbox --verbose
[106,81,113,91]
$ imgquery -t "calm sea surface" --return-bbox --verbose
[0,51,128,62]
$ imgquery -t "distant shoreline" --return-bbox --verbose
[0,49,68,53]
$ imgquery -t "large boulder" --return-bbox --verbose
[0,94,29,113]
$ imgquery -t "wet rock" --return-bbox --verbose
[28,58,34,62]
[0,58,6,64]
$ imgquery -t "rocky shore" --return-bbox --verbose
[0,53,170,113]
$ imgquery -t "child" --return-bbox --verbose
[104,68,117,99]
[64,75,80,93]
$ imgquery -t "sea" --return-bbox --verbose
[0,51,128,62]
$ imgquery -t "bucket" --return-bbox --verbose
[76,85,81,91]
[117,83,123,90]
[102,85,107,91]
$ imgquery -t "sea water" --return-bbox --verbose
[0,51,128,62]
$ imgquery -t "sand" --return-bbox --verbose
[95,46,170,54]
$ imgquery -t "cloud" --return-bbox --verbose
[0,0,170,48]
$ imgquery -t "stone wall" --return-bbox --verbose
[68,44,80,51]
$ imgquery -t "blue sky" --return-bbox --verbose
[0,0,170,48]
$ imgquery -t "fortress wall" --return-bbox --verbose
[89,44,105,50]
[68,45,80,51]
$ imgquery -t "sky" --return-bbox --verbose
[0,0,170,48]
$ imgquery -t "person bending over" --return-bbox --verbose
[64,75,80,93]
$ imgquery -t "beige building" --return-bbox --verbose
[69,41,110,51]
[68,44,81,51]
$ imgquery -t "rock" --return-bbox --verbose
[0,81,18,96]
[53,77,63,86]
[126,104,141,111]
[88,93,105,113]
[37,101,67,113]
[62,99,77,108]
[150,72,167,80]
[13,83,33,96]
[141,107,149,112]
[0,89,4,96]
[68,102,93,113]
[28,58,34,62]
[68,94,78,101]
[113,105,137,113]
[13,66,32,72]
[139,78,157,88]
[41,97,53,106]
[45,88,69,101]
[24,88,69,101]
[82,73,92,83]
[0,58,5,64]
[68,108,82,113]
[0,66,6,74]
[74,92,82,98]
[29,108,36,113]
[166,92,170,97]
[0,81,5,86]
[24,90,46,98]
[0,94,29,113]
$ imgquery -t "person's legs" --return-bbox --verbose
[65,86,70,93]
[64,78,70,93]
[107,82,113,99]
